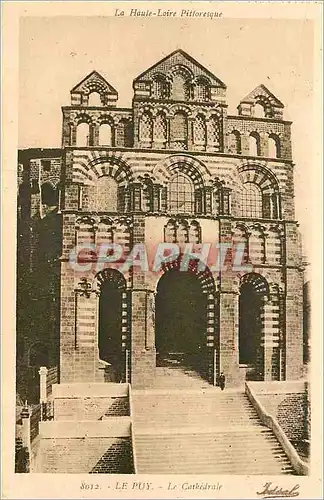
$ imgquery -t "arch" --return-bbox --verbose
[254,96,275,118]
[189,220,201,244]
[164,219,177,243]
[152,74,170,99]
[160,256,216,295]
[268,133,281,158]
[76,122,90,147]
[249,132,261,156]
[240,272,269,296]
[96,268,127,382]
[239,272,269,378]
[88,91,102,107]
[193,76,210,101]
[170,65,192,100]
[153,154,210,188]
[238,163,281,219]
[74,155,134,187]
[99,123,113,146]
[96,267,126,290]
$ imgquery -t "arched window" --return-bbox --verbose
[228,130,241,154]
[76,122,90,147]
[177,221,189,244]
[88,91,101,106]
[164,220,177,243]
[193,115,206,145]
[254,103,265,118]
[172,73,188,100]
[168,173,194,214]
[189,221,201,244]
[240,182,263,218]
[99,123,113,146]
[152,76,169,99]
[153,112,167,145]
[96,176,118,212]
[268,134,281,158]
[249,132,261,156]
[139,112,153,145]
[194,79,209,101]
[171,112,187,142]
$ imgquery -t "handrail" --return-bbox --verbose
[245,382,309,476]
[128,384,138,474]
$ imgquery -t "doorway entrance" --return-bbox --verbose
[155,270,207,382]
[98,269,126,382]
[239,273,269,380]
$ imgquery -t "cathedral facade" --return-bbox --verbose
[17,50,305,395]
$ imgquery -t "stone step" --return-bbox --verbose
[132,391,294,475]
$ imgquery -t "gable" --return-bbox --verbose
[241,84,284,108]
[71,70,118,96]
[134,49,226,88]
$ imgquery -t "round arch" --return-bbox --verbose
[153,154,211,189]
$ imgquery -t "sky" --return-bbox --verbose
[18,16,314,261]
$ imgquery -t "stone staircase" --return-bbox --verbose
[132,390,296,475]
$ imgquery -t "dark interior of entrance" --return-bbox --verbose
[239,282,263,378]
[155,270,207,376]
[99,280,123,382]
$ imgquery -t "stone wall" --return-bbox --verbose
[249,381,307,442]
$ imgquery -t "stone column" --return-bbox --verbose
[38,366,48,404]
[21,403,31,471]
[218,219,240,386]
[130,215,156,388]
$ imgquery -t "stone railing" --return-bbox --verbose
[245,382,309,476]
[128,384,138,474]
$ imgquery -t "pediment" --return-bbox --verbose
[71,70,118,96]
[241,84,284,108]
[134,49,226,88]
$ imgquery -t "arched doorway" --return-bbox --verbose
[97,269,127,382]
[239,273,269,380]
[155,262,215,383]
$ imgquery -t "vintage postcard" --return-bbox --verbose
[1,1,323,499]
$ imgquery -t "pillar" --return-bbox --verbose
[130,214,156,388]
[218,219,240,386]
[21,404,31,471]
